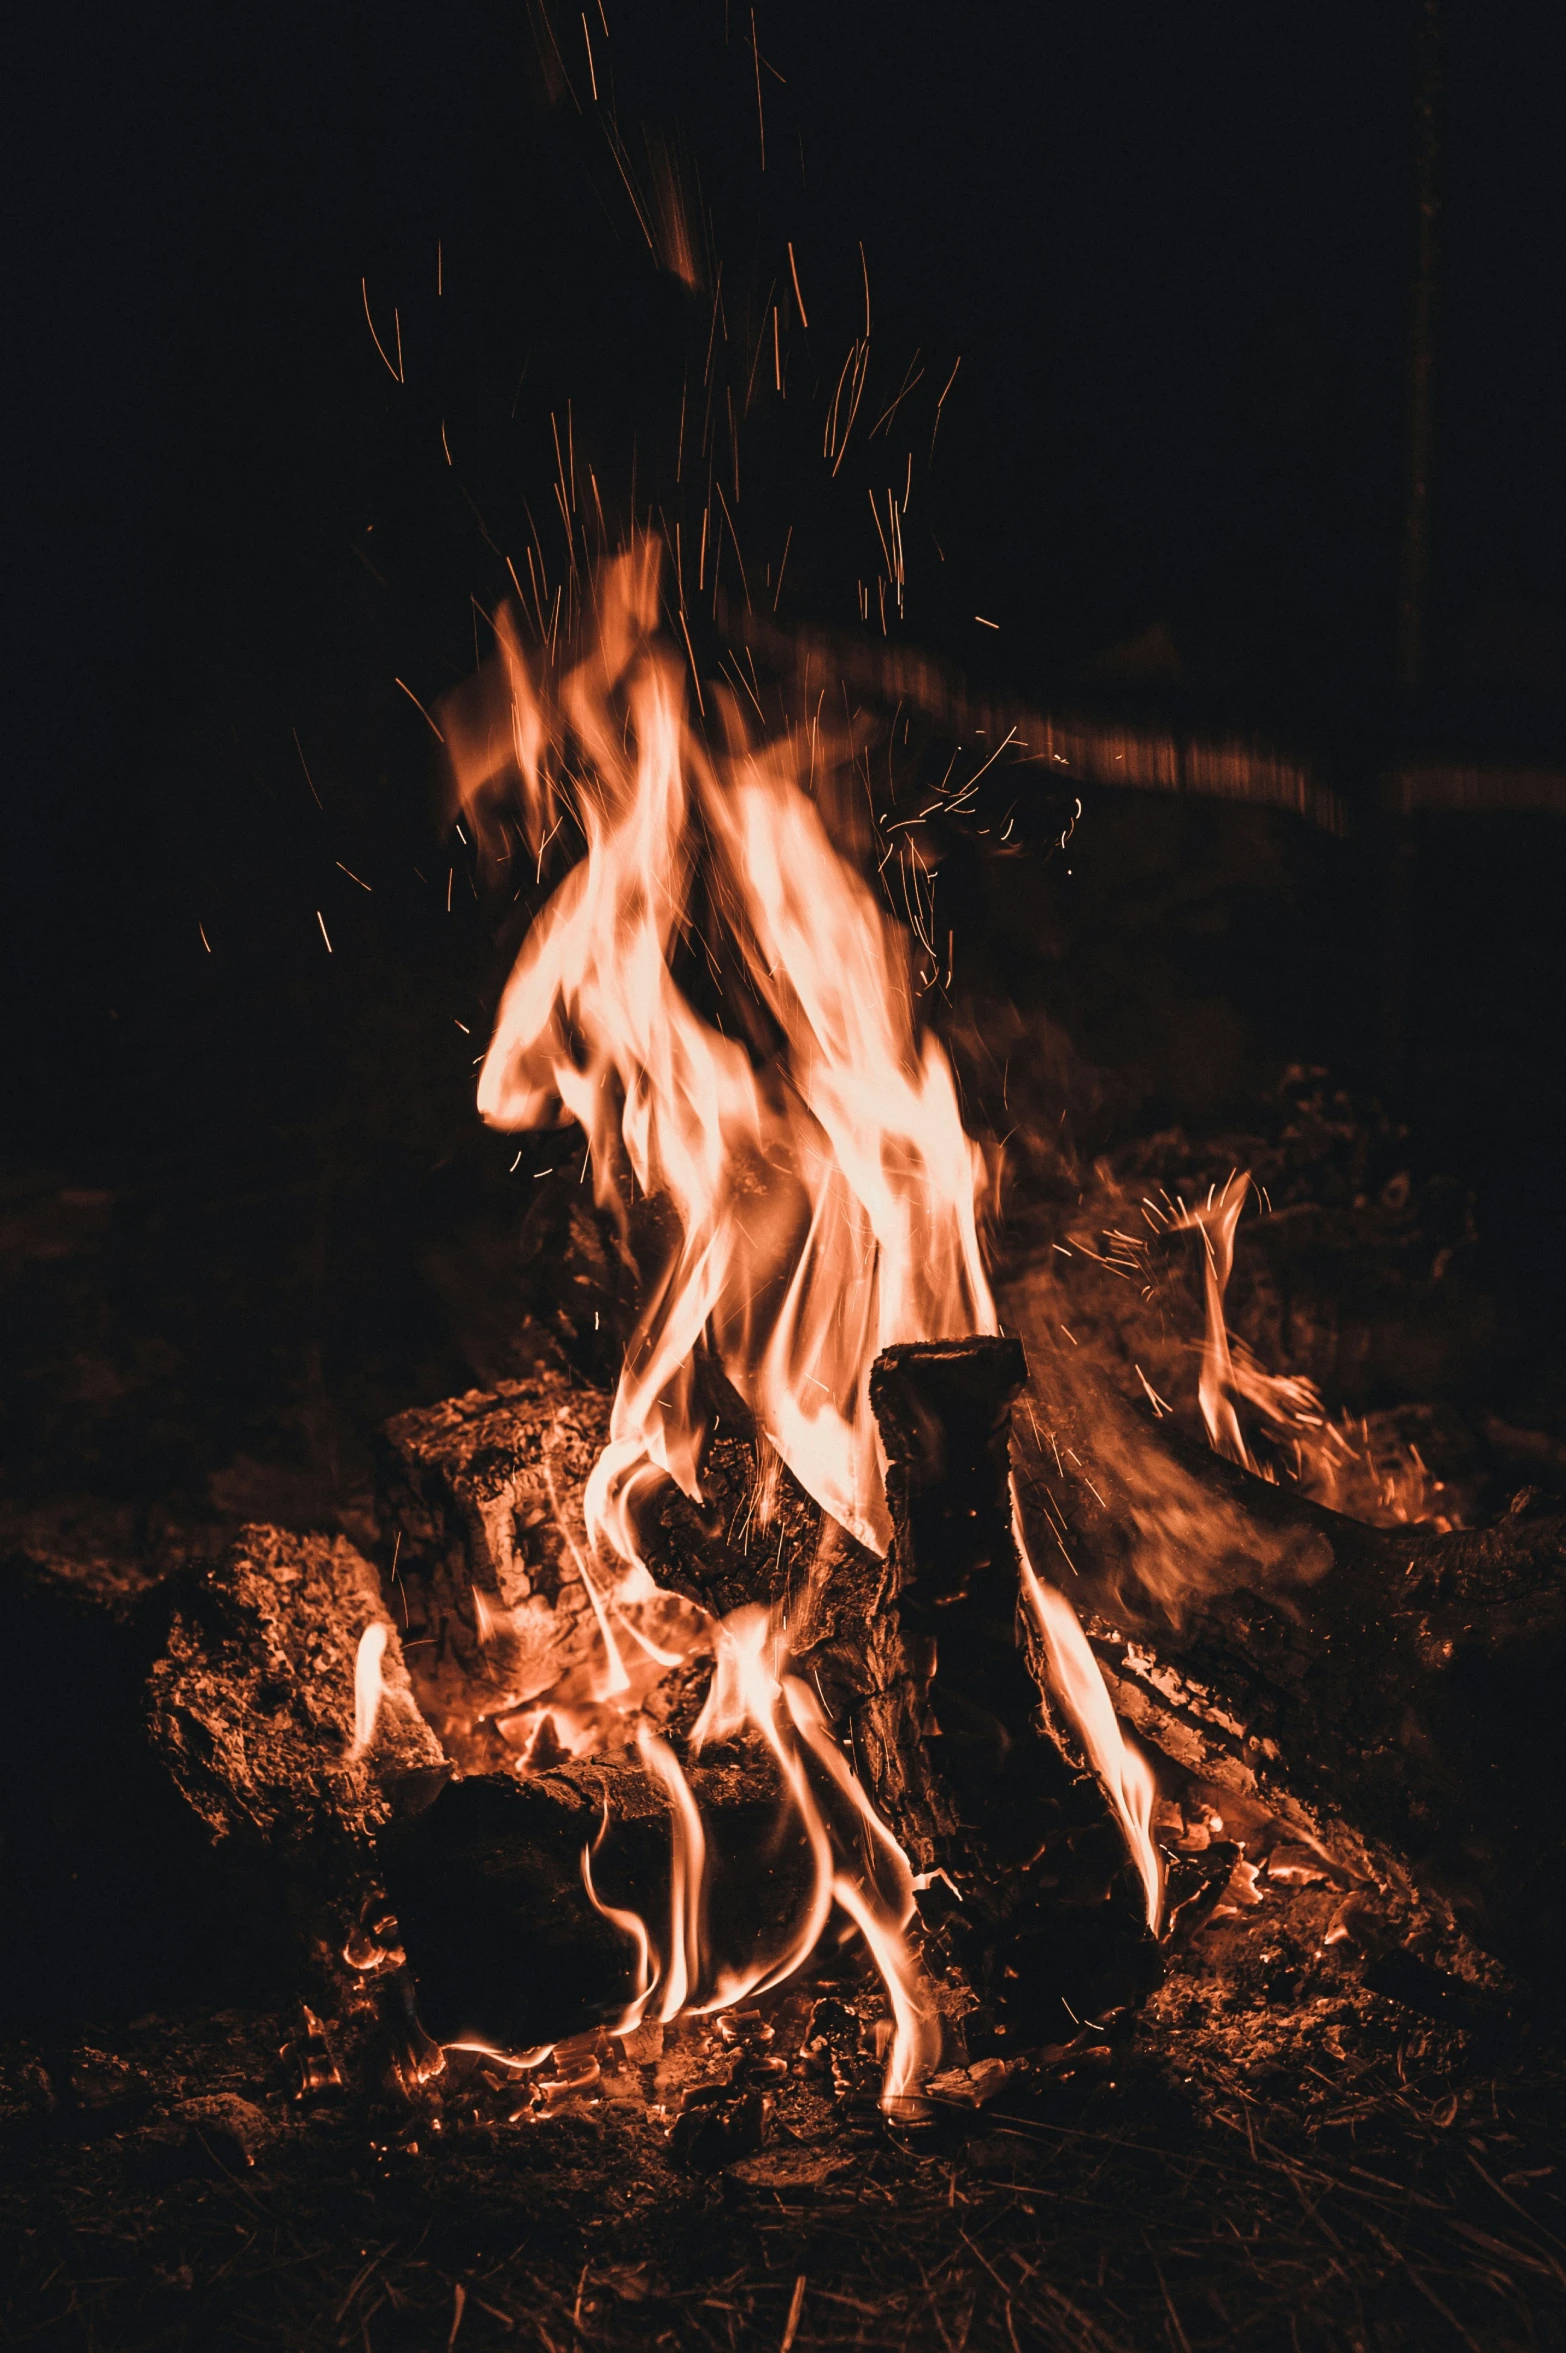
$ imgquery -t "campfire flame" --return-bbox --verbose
[1179,1176,1457,1526]
[445,543,1161,2106]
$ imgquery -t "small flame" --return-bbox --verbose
[1013,1486,1162,1929]
[349,1621,389,1760]
[574,1605,944,2095]
[1179,1176,1459,1528]
[581,1838,655,2031]
[687,1609,835,2009]
[1181,1176,1255,1469]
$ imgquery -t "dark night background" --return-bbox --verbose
[5,1,1566,1519]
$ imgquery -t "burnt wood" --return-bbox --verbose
[806,1339,1162,2042]
[146,1525,447,1854]
[1013,1360,1566,1983]
[379,1756,815,2050]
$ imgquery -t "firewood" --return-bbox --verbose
[372,1348,1161,2054]
[146,1525,447,1856]
[376,1366,613,1733]
[1011,1352,1566,1984]
[379,1755,812,2051]
[1,1537,295,2021]
[857,1339,1161,2038]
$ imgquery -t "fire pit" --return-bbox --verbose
[6,548,1566,2352]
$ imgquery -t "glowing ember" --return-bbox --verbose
[442,543,1162,2107]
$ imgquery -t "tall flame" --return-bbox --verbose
[467,540,992,1566]
[449,543,1161,2100]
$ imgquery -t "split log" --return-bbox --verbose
[1010,1351,1566,1984]
[376,1368,612,1744]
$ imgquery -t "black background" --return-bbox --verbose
[5,2,1566,1507]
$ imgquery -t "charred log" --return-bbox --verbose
[379,1756,813,2051]
[861,1339,1162,2040]
[376,1367,613,1738]
[1012,1360,1566,1984]
[132,1522,449,2033]
[1,1536,329,2023]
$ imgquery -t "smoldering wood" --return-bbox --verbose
[1,1538,310,2020]
[127,1526,471,2088]
[376,1367,613,1746]
[1011,1353,1566,1983]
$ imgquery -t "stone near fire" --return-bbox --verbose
[146,1524,444,1851]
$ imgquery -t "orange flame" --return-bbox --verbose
[349,1621,389,1760]
[448,543,1163,2097]
[1177,1176,1455,1527]
[1013,1487,1162,1928]
[469,540,992,1567]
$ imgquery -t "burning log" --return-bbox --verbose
[806,1338,1161,2036]
[1010,1353,1566,1985]
[376,1366,612,1733]
[373,1342,1161,2062]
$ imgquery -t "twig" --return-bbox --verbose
[780,2274,807,2352]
